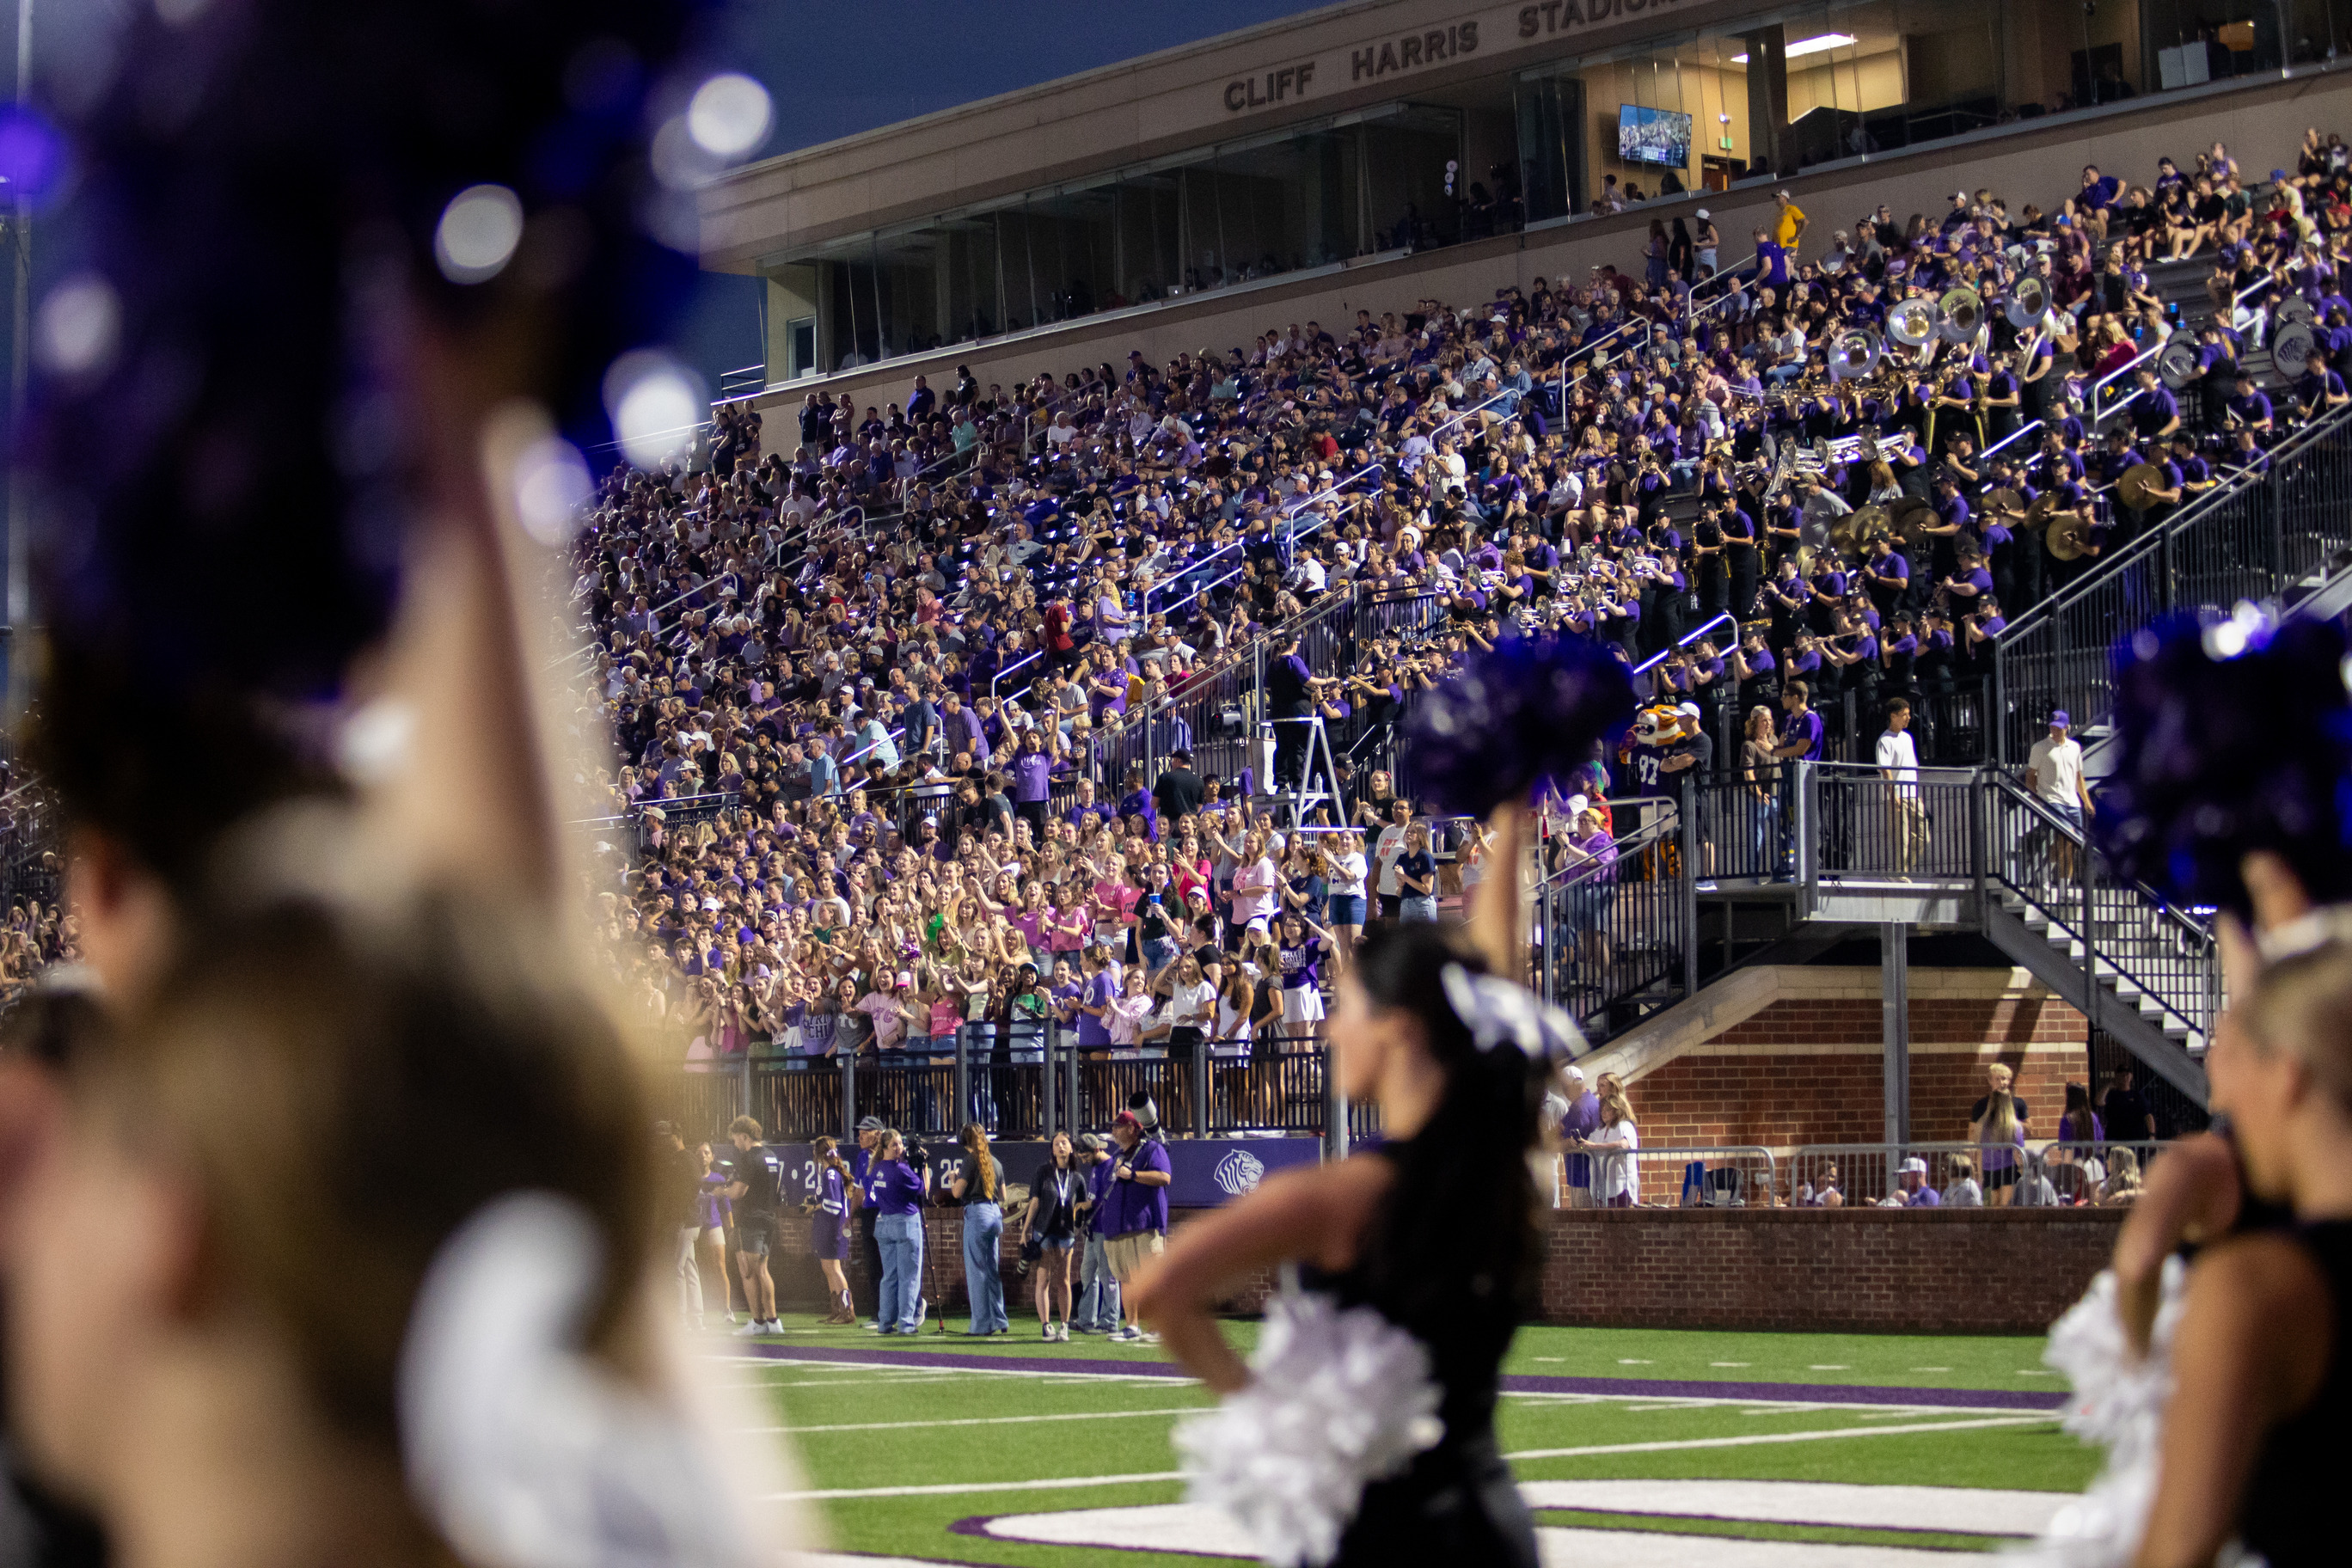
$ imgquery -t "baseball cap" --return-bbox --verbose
[2049,710,2070,727]
[1112,1110,1142,1130]
[1076,1133,1106,1153]
[1695,207,1709,219]
[1899,1156,1929,1174]
[1675,701,1701,718]
[855,1115,885,1132]
[2272,168,2289,182]
[1952,190,1968,201]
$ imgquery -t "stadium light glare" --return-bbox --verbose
[687,72,774,162]
[432,184,524,285]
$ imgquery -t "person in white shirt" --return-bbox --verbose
[2025,709,2093,883]
[1372,799,1412,921]
[1875,698,1926,876]
[1584,1088,1640,1206]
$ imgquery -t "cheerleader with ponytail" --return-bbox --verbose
[1132,637,1631,1567]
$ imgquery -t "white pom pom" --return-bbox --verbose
[2009,1257,2187,1568]
[1174,1289,1445,1567]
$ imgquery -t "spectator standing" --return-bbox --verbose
[1373,798,1412,922]
[1969,1063,2030,1207]
[1587,1087,1640,1206]
[947,1123,1011,1336]
[1072,1133,1123,1333]
[1020,1131,1084,1341]
[1556,1064,1601,1207]
[848,1114,886,1324]
[721,1116,783,1335]
[663,1124,707,1329]
[1876,698,1926,876]
[2026,711,2092,886]
[866,1128,930,1334]
[695,1142,733,1324]
[810,1136,854,1323]
[1396,823,1440,922]
[1154,748,1207,825]
[2100,1069,2158,1142]
[1099,1111,1172,1343]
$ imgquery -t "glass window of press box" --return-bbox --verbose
[764,0,2352,380]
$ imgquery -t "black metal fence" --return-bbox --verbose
[670,1022,1351,1147]
[1537,811,1690,1037]
[1804,763,1981,882]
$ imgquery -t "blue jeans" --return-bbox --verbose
[1400,895,1440,922]
[875,1211,923,1332]
[1075,1232,1122,1331]
[963,1202,1008,1332]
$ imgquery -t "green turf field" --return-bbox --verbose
[714,1312,2099,1567]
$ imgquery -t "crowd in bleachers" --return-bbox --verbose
[569,125,2352,1064]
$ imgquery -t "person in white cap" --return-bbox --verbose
[1773,187,1808,249]
[1880,1156,1941,1207]
[1694,208,1719,275]
[1660,701,1716,876]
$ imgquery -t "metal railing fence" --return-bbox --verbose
[1786,1140,2165,1206]
[1990,398,2352,762]
[1804,763,1980,883]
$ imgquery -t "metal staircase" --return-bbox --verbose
[1537,764,2212,1106]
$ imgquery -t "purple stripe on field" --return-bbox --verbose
[729,1344,2067,1411]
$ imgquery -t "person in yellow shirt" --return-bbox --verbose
[1773,187,1809,249]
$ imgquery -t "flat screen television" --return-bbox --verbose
[1618,104,1693,169]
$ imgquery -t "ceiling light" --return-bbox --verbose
[1730,33,1859,64]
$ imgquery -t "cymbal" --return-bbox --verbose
[1984,487,2025,518]
[1834,504,1891,553]
[2022,493,2063,531]
[1890,497,1936,544]
[2116,462,2167,510]
[2047,512,2094,561]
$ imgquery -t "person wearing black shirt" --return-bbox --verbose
[1265,635,1319,792]
[1154,750,1206,826]
[722,1115,784,1335]
[1018,1132,1086,1341]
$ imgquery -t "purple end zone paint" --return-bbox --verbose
[730,1343,2067,1411]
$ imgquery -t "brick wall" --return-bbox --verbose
[1625,970,2088,1148]
[1537,1207,2122,1333]
[704,1204,2110,1335]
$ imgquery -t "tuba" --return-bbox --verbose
[2004,275,2050,330]
[1827,327,1883,383]
[1887,297,1942,349]
[1938,286,1984,344]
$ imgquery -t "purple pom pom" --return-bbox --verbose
[2095,614,2352,918]
[1405,634,1636,818]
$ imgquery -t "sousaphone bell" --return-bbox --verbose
[1827,327,1883,383]
[2004,276,2051,331]
[1887,297,1942,349]
[1939,286,1985,344]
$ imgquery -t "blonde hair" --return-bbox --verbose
[2245,938,2352,1108]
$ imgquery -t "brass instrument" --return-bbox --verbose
[1887,298,1942,349]
[2004,276,2051,330]
[1938,287,1985,345]
[1827,327,1882,383]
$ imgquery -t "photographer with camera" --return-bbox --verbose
[1069,1132,1124,1334]
[864,1128,931,1335]
[1100,1110,1173,1344]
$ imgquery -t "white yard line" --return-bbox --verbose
[764,1414,2054,1500]
[748,1406,1208,1435]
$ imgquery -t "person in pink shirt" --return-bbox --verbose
[1229,829,1282,940]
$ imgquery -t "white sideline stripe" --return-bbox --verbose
[747,1406,1207,1434]
[764,1414,2052,1499]
[1499,1413,2049,1460]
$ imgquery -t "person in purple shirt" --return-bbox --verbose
[1010,727,1056,842]
[1099,1111,1173,1344]
[1557,1065,1602,1205]
[865,1128,930,1334]
[810,1136,854,1323]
